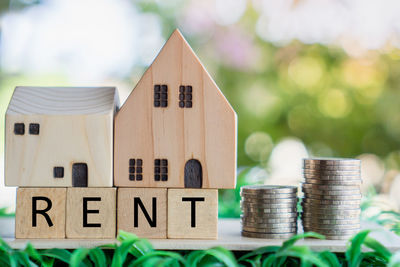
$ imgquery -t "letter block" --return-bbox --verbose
[118,188,167,238]
[168,189,218,239]
[66,188,116,239]
[16,188,66,239]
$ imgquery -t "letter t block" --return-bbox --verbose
[66,188,116,239]
[16,188,66,239]
[168,189,218,239]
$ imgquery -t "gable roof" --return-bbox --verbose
[7,86,119,115]
[118,29,235,115]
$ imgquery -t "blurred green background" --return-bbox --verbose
[0,0,399,221]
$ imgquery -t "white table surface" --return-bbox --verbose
[3,219,400,252]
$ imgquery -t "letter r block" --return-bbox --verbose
[117,188,167,238]
[16,188,66,239]
[66,188,116,239]
[168,189,218,239]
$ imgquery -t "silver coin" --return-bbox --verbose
[302,187,361,196]
[301,213,360,220]
[301,202,360,210]
[242,226,297,233]
[244,212,298,219]
[302,207,360,216]
[304,173,362,180]
[242,221,298,228]
[304,169,361,176]
[303,193,362,200]
[302,222,361,230]
[304,158,361,166]
[241,185,298,194]
[303,164,360,171]
[241,192,298,199]
[301,217,360,225]
[241,202,296,209]
[304,178,362,186]
[241,197,298,204]
[301,198,361,206]
[302,228,359,235]
[241,231,296,239]
[241,216,297,224]
[302,183,361,191]
[242,207,297,213]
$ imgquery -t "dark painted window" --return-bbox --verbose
[53,167,64,178]
[129,158,143,181]
[179,85,192,108]
[154,159,168,181]
[154,84,168,107]
[72,163,88,187]
[29,123,40,135]
[14,123,25,135]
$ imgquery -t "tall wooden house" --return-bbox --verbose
[114,29,237,189]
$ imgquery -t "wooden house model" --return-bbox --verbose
[5,86,119,187]
[114,29,237,189]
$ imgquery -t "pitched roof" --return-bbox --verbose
[7,86,119,115]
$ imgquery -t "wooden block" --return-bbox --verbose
[168,189,218,239]
[16,188,66,239]
[66,188,116,239]
[117,188,167,238]
[5,86,119,187]
[114,29,237,189]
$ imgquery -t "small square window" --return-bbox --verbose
[155,174,160,181]
[53,167,64,178]
[161,101,168,107]
[179,85,185,93]
[161,167,168,173]
[29,123,40,135]
[14,123,25,135]
[161,174,168,181]
[155,159,160,166]
[179,101,185,108]
[136,174,143,181]
[129,174,135,181]
[129,167,135,173]
[129,159,135,166]
[161,159,168,166]
[136,167,142,173]
[155,167,160,173]
[137,159,143,166]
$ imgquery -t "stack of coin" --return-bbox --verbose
[301,158,362,240]
[240,185,298,239]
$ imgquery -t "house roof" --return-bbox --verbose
[7,87,119,115]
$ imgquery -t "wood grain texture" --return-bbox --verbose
[16,188,66,239]
[66,188,116,239]
[114,29,237,189]
[117,188,167,239]
[167,189,218,239]
[5,87,118,187]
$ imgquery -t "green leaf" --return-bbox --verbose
[363,236,391,262]
[70,248,90,267]
[112,240,136,267]
[127,251,185,267]
[238,246,280,261]
[280,232,325,252]
[318,251,340,267]
[40,248,72,264]
[24,243,42,263]
[88,247,107,267]
[129,239,154,258]
[346,230,370,267]
[275,246,329,267]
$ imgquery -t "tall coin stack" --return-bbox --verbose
[240,185,298,239]
[301,158,362,240]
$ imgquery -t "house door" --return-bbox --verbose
[72,163,88,187]
[184,159,202,188]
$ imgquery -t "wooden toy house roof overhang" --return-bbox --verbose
[6,87,119,115]
[114,29,237,189]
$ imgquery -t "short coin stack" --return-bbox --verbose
[301,158,362,240]
[240,185,298,239]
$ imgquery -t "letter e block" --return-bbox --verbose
[16,188,66,239]
[118,188,167,238]
[168,189,218,239]
[66,188,116,239]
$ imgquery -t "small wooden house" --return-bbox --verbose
[5,86,119,187]
[114,30,237,189]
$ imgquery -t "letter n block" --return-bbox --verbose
[16,188,66,239]
[66,188,116,239]
[168,189,218,239]
[118,188,167,238]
